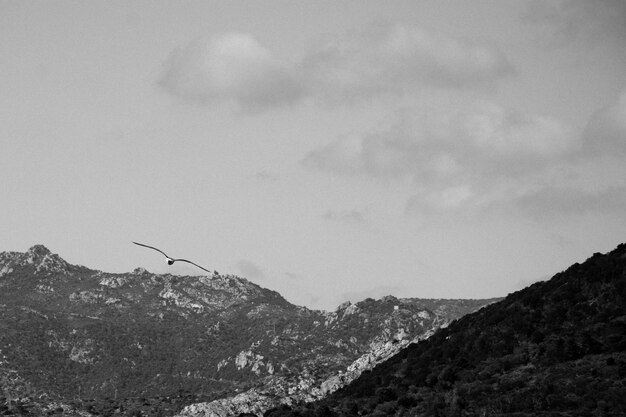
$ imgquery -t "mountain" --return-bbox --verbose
[0,245,497,416]
[274,243,626,417]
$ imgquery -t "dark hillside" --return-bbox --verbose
[277,244,626,416]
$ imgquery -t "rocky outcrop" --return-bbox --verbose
[175,326,443,417]
[0,245,72,276]
[179,390,287,417]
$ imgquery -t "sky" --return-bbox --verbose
[1,0,625,311]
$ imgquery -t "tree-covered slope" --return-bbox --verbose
[276,244,626,417]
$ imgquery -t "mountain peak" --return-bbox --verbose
[27,244,52,257]
[0,244,71,276]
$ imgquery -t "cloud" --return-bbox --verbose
[322,209,366,224]
[159,25,514,109]
[236,259,266,280]
[303,96,575,182]
[303,94,587,218]
[301,23,513,101]
[583,89,626,157]
[159,33,304,110]
[524,0,626,45]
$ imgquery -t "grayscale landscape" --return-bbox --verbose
[1,1,625,416]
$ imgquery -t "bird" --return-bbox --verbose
[132,241,212,274]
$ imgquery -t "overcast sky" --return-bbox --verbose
[1,0,625,310]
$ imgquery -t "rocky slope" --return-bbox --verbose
[0,245,498,416]
[276,243,626,416]
[175,326,439,417]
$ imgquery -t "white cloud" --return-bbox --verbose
[304,95,581,217]
[159,33,303,110]
[159,25,514,110]
[303,97,575,182]
[583,89,626,156]
[301,23,513,101]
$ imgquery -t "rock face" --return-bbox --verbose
[0,245,72,278]
[174,327,442,417]
[0,245,498,416]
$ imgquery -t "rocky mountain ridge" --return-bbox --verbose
[0,245,498,416]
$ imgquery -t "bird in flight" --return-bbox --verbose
[132,241,212,274]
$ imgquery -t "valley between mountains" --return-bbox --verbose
[0,245,497,416]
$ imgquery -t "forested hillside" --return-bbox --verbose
[274,244,626,416]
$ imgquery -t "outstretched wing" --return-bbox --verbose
[174,258,212,274]
[132,241,170,258]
